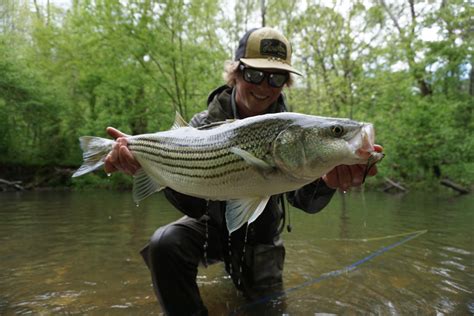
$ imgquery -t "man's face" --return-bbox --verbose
[234,67,287,118]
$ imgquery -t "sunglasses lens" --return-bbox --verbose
[241,65,289,87]
[244,68,265,84]
[269,73,288,87]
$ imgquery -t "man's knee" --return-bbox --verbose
[148,225,183,263]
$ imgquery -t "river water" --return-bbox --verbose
[0,189,472,315]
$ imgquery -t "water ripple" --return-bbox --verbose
[441,246,471,256]
[441,260,466,271]
[442,279,472,294]
[430,267,452,278]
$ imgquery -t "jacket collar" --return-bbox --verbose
[206,85,288,121]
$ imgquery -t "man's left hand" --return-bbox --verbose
[323,144,382,191]
[322,164,377,192]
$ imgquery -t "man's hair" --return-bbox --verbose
[222,60,294,88]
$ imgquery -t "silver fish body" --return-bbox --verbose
[73,112,382,232]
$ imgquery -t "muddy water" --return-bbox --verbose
[1,190,472,315]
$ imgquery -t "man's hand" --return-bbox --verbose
[323,164,377,191]
[322,144,383,191]
[104,127,141,176]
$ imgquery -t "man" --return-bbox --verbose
[105,27,379,315]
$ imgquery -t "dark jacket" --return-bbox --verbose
[163,85,335,295]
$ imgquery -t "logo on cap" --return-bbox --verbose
[260,39,287,60]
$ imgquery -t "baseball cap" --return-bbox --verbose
[235,27,302,76]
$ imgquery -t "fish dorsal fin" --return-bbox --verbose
[230,147,273,172]
[132,169,165,204]
[225,196,270,234]
[172,111,189,129]
[197,119,236,130]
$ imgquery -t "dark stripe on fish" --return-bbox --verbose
[132,148,244,171]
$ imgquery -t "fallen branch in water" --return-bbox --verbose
[382,177,407,193]
[0,178,25,191]
[440,179,470,194]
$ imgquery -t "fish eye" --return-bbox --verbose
[331,125,344,137]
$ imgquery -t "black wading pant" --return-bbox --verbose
[140,216,222,316]
[140,214,286,316]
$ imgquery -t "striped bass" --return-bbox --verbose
[72,112,383,233]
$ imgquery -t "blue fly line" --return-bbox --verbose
[229,229,427,315]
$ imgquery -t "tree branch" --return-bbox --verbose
[379,0,403,34]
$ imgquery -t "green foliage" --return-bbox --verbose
[0,35,69,165]
[0,0,472,190]
[71,172,133,190]
[376,94,473,187]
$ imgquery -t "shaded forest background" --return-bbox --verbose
[0,0,472,190]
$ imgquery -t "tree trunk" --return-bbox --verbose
[470,62,474,96]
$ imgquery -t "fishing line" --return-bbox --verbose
[229,229,427,316]
[362,152,384,183]
[321,229,428,242]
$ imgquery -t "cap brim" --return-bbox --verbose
[240,58,303,76]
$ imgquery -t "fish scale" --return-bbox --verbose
[128,119,288,180]
[129,137,279,189]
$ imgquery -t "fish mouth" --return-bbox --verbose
[349,123,383,162]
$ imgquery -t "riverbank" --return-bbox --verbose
[0,164,133,192]
[0,165,75,191]
[1,164,471,194]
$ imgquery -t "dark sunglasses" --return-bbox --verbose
[239,64,289,88]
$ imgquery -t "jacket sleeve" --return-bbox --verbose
[163,188,208,219]
[286,179,336,214]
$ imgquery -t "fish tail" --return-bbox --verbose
[72,136,116,177]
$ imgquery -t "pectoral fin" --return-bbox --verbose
[225,196,270,234]
[230,147,273,173]
[132,169,165,203]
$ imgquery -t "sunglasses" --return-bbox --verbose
[240,64,289,88]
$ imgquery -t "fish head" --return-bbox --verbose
[272,116,382,180]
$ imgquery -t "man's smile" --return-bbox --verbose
[251,92,268,100]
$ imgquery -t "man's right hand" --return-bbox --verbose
[104,127,141,176]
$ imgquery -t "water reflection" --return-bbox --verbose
[338,191,350,240]
[0,190,472,315]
